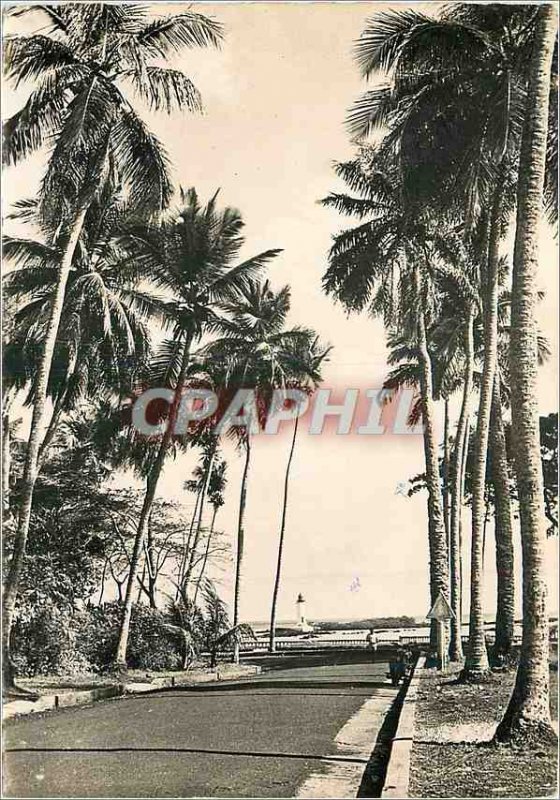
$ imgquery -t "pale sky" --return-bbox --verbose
[3,2,558,625]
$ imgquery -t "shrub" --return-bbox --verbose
[13,601,183,676]
[12,601,90,677]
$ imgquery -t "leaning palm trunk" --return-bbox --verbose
[2,203,89,690]
[463,175,505,678]
[490,374,515,657]
[449,309,475,661]
[37,389,68,467]
[2,411,11,514]
[496,4,557,745]
[183,439,218,592]
[192,505,219,610]
[232,434,252,664]
[414,265,449,645]
[269,416,300,653]
[176,488,202,601]
[114,338,192,668]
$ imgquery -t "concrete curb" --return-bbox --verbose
[296,686,398,798]
[3,665,261,721]
[2,685,125,720]
[381,655,425,799]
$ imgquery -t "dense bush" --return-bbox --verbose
[12,601,183,676]
[12,601,91,677]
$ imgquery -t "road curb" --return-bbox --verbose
[296,683,398,797]
[2,685,125,720]
[3,665,261,721]
[381,655,425,799]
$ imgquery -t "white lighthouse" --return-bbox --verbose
[295,593,313,633]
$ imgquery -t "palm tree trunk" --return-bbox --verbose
[496,4,557,745]
[176,487,202,600]
[37,389,67,466]
[462,172,504,679]
[443,398,451,557]
[2,411,11,514]
[114,335,193,669]
[269,416,299,653]
[192,505,219,610]
[233,434,251,664]
[490,373,515,658]
[2,203,89,691]
[183,439,218,592]
[414,264,449,646]
[482,487,491,563]
[449,310,474,661]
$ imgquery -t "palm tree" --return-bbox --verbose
[205,279,315,662]
[496,3,557,746]
[489,372,515,658]
[268,336,331,653]
[348,4,546,678]
[2,3,222,689]
[322,153,453,640]
[181,434,220,595]
[112,190,280,668]
[191,457,228,611]
[3,189,157,467]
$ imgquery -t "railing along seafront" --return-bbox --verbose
[227,625,558,652]
[231,630,551,651]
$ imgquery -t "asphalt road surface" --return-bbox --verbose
[4,659,394,798]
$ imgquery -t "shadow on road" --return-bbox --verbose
[357,676,410,798]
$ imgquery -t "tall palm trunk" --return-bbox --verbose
[114,336,192,668]
[449,309,474,661]
[37,389,68,466]
[176,487,202,600]
[233,434,251,664]
[496,4,557,745]
[463,174,504,678]
[414,265,449,644]
[183,439,218,592]
[192,504,219,610]
[490,373,515,657]
[2,410,11,514]
[2,203,88,690]
[443,398,451,553]
[269,416,299,653]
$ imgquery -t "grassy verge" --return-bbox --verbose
[12,661,253,697]
[409,666,558,798]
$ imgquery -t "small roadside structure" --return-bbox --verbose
[426,591,455,671]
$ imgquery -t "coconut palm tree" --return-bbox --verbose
[181,433,220,595]
[268,336,331,653]
[205,279,316,662]
[489,372,515,658]
[112,190,281,668]
[191,457,228,611]
[2,188,158,467]
[321,152,453,639]
[2,3,223,689]
[496,3,558,745]
[347,3,551,679]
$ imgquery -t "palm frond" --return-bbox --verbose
[136,12,224,57]
[124,66,202,114]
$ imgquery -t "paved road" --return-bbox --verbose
[4,659,395,798]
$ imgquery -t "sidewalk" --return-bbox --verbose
[3,663,261,721]
[409,663,558,798]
